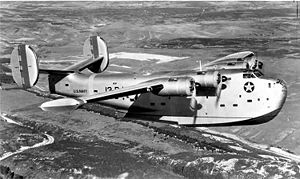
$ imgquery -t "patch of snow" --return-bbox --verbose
[273,174,283,179]
[201,157,214,163]
[94,23,106,27]
[110,64,132,69]
[197,127,300,163]
[73,168,82,174]
[14,37,35,41]
[277,163,296,176]
[202,133,231,143]
[269,147,300,163]
[0,113,23,126]
[256,165,268,177]
[259,154,277,160]
[83,165,93,170]
[0,133,54,161]
[229,145,250,152]
[117,172,129,179]
[106,71,123,74]
[170,124,180,128]
[215,158,238,171]
[110,52,188,64]
[241,168,256,174]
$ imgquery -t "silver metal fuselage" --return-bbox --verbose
[53,69,287,126]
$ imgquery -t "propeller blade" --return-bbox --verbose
[215,75,226,106]
[215,83,222,105]
[40,98,86,112]
[189,96,198,111]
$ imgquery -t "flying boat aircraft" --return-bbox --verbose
[9,36,287,126]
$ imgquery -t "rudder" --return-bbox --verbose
[83,36,109,72]
[10,44,39,88]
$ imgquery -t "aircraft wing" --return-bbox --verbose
[40,80,163,112]
[204,51,254,67]
[80,81,163,102]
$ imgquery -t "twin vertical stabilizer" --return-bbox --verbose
[10,36,109,89]
[10,44,39,88]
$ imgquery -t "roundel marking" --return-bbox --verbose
[244,82,255,93]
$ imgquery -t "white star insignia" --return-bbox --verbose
[244,82,254,92]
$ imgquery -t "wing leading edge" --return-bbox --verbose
[40,81,163,112]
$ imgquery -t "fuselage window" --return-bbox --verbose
[221,84,227,90]
[94,89,98,93]
[233,104,238,107]
[266,98,269,101]
[247,99,252,102]
[65,84,69,86]
[220,104,225,107]
[130,98,134,102]
[150,102,155,106]
[268,83,271,88]
[161,102,166,106]
[258,98,260,101]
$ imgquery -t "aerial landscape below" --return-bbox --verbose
[0,1,300,179]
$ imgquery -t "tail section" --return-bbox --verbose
[10,44,39,88]
[67,36,109,73]
[10,36,109,90]
[84,35,109,72]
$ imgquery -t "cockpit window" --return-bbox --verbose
[243,70,264,79]
[243,73,256,78]
[254,70,263,78]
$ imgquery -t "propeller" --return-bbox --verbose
[40,98,86,112]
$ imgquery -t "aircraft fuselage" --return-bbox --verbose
[50,69,287,126]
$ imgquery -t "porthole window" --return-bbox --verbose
[221,84,227,90]
[65,84,69,87]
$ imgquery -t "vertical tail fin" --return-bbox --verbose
[65,36,109,73]
[83,36,109,73]
[10,44,39,88]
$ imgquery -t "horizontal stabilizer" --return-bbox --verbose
[65,56,104,73]
[39,68,75,74]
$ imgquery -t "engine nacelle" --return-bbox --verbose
[194,71,220,88]
[153,77,194,96]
